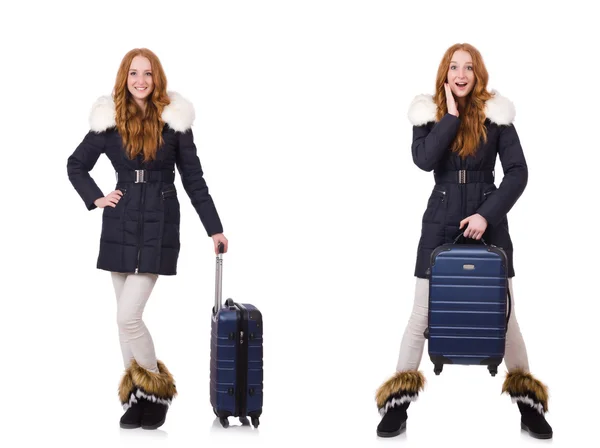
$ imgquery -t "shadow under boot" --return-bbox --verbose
[375,370,425,438]
[119,360,177,430]
[502,368,553,439]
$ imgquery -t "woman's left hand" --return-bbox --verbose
[212,233,229,254]
[459,214,488,240]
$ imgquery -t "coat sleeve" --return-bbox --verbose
[175,129,224,237]
[411,114,461,171]
[476,124,528,227]
[67,131,106,210]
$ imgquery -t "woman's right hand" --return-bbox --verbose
[94,190,123,208]
[444,83,459,117]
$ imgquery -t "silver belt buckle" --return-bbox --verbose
[458,169,466,184]
[135,169,146,183]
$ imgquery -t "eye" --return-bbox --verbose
[467,66,473,70]
[450,65,456,70]
[145,72,152,76]
[129,71,136,76]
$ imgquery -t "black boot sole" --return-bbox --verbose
[120,421,141,429]
[377,421,406,438]
[521,422,552,439]
[142,418,166,430]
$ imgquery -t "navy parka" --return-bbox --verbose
[67,92,223,275]
[407,91,527,278]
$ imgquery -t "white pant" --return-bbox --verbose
[396,277,529,372]
[111,272,159,373]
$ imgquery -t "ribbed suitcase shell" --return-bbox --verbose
[210,301,263,427]
[425,243,510,376]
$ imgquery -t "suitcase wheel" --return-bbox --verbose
[238,416,250,426]
[434,364,443,375]
[219,417,229,428]
[488,365,498,377]
[251,416,260,428]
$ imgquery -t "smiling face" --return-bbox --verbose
[127,55,154,107]
[447,50,475,98]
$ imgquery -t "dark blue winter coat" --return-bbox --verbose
[408,91,527,278]
[67,92,223,275]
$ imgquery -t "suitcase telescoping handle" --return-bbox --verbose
[214,242,225,314]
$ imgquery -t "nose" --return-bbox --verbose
[132,74,145,86]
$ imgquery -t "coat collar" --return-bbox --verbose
[407,89,516,126]
[89,91,195,132]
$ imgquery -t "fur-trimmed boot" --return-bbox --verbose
[119,365,143,429]
[375,370,426,437]
[502,368,552,439]
[118,360,177,430]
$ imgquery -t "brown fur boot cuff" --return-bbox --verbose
[118,360,177,408]
[502,368,549,414]
[376,370,426,416]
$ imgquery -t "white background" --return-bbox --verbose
[1,1,597,447]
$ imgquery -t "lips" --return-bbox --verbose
[456,82,467,87]
[135,87,147,91]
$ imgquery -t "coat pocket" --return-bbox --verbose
[102,187,127,218]
[481,186,496,202]
[160,186,180,226]
[117,187,127,206]
[423,187,447,224]
[161,186,177,200]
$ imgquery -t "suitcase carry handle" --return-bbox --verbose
[506,284,512,332]
[214,242,225,314]
[453,231,487,246]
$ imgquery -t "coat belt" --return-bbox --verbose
[434,169,494,184]
[116,169,175,184]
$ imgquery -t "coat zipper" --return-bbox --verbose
[161,187,176,200]
[135,167,147,274]
[433,188,446,200]
[460,158,467,219]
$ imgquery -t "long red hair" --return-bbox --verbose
[113,48,170,161]
[434,43,492,158]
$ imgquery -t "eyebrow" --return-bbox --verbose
[129,69,152,72]
[450,61,473,65]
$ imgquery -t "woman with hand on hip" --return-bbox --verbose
[375,43,552,439]
[67,48,228,430]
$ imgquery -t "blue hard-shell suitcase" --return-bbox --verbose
[210,243,263,428]
[423,234,512,376]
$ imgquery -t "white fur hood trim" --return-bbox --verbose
[89,91,195,132]
[407,89,516,126]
